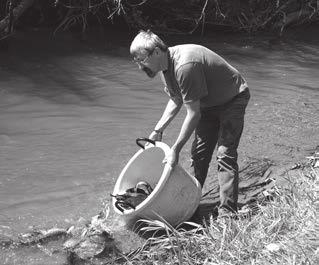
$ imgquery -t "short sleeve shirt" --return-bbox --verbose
[161,44,248,108]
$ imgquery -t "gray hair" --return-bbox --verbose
[130,30,168,56]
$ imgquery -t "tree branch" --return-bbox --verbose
[0,0,35,33]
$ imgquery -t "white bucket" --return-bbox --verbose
[112,138,202,227]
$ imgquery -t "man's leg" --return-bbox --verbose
[191,109,219,188]
[217,89,250,214]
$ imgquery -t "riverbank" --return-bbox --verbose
[1,153,318,264]
[1,0,319,41]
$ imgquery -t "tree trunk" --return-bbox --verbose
[0,0,35,33]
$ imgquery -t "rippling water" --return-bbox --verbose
[0,27,318,263]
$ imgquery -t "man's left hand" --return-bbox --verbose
[163,148,179,167]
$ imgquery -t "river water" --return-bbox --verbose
[0,26,318,263]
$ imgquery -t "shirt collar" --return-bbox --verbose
[163,48,172,75]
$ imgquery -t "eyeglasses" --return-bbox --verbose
[132,50,154,65]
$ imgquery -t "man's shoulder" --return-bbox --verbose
[169,44,217,72]
[170,44,216,56]
[170,44,209,51]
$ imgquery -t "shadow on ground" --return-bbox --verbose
[189,157,277,224]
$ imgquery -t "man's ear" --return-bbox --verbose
[154,46,160,56]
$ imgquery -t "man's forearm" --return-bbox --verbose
[172,110,201,153]
[154,99,182,132]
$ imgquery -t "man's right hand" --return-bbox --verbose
[148,130,163,142]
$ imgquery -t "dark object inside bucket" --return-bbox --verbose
[111,181,153,212]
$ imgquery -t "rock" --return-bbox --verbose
[40,228,67,238]
[63,238,81,249]
[63,208,116,260]
[73,233,109,259]
[1,206,117,263]
[66,226,75,235]
[65,229,115,260]
[18,228,67,245]
[265,243,281,252]
[0,234,14,247]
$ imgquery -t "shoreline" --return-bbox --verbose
[1,150,318,264]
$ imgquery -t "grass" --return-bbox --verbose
[119,156,319,265]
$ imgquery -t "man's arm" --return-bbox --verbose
[149,98,182,141]
[164,100,201,167]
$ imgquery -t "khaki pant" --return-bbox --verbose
[191,89,250,213]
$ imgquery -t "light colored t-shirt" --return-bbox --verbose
[161,44,248,107]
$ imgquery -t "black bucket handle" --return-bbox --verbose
[136,138,156,149]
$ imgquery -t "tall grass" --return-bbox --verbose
[123,160,318,265]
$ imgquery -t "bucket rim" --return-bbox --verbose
[112,141,173,215]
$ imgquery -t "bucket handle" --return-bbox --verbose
[136,138,156,149]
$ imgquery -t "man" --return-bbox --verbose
[130,30,250,217]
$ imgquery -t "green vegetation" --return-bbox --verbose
[118,156,318,265]
[1,0,319,40]
[122,0,319,35]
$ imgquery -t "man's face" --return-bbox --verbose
[133,50,157,78]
